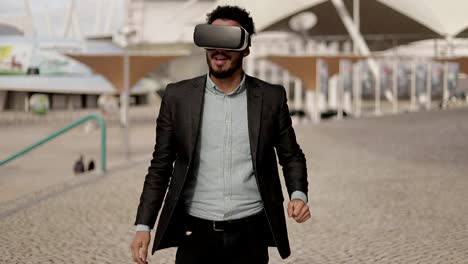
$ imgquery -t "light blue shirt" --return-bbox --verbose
[182,73,263,220]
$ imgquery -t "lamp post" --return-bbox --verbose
[116,1,136,160]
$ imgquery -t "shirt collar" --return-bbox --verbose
[206,73,247,96]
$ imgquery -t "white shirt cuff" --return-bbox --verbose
[291,191,308,203]
[136,224,151,232]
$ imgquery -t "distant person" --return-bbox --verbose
[87,159,95,172]
[131,5,309,264]
[73,155,85,174]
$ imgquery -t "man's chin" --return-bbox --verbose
[210,70,232,79]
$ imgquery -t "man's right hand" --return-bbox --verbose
[130,231,151,264]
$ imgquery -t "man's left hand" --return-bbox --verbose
[287,199,311,223]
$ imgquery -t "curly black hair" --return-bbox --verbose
[206,5,255,46]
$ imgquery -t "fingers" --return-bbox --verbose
[288,199,311,223]
[141,239,149,263]
[287,199,304,218]
[293,200,304,217]
[294,203,308,220]
[296,208,311,223]
[287,201,294,217]
[131,238,144,264]
[131,233,150,264]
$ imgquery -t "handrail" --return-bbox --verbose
[0,114,106,173]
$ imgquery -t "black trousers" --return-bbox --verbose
[175,212,270,264]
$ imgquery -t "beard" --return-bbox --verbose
[206,51,243,79]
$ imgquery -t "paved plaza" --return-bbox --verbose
[1,107,467,263]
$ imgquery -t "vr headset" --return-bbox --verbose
[193,24,249,51]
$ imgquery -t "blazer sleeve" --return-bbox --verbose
[274,86,308,199]
[134,84,177,229]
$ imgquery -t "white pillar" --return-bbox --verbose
[445,36,454,57]
[426,62,432,110]
[270,41,280,85]
[442,62,449,108]
[257,43,267,81]
[328,75,338,109]
[337,60,344,119]
[281,42,291,100]
[293,40,303,111]
[375,64,381,115]
[318,66,327,113]
[392,60,398,113]
[410,60,417,111]
[305,90,315,124]
[120,52,131,160]
[313,59,321,123]
[353,62,362,117]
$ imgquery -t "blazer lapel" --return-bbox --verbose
[188,75,206,162]
[246,75,263,162]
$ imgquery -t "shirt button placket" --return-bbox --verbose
[223,95,229,217]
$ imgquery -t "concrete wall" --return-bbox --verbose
[0,91,7,111]
[67,95,82,110]
[52,94,67,109]
[6,91,28,111]
[85,95,98,108]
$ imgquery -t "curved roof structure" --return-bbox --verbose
[378,0,468,37]
[216,0,468,48]
[263,0,438,36]
[215,0,325,32]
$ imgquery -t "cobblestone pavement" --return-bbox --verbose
[1,107,467,263]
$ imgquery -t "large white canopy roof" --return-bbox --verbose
[215,0,468,37]
[378,0,468,37]
[215,0,325,32]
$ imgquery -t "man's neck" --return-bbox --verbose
[210,70,244,94]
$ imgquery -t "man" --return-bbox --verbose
[131,5,310,264]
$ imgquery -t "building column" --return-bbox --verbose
[426,62,432,110]
[280,42,291,100]
[375,63,382,115]
[392,59,398,113]
[442,62,449,108]
[410,60,417,111]
[353,62,362,117]
[293,39,304,111]
[257,42,267,81]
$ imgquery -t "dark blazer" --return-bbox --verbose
[135,74,308,259]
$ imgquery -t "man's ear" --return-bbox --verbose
[243,47,250,57]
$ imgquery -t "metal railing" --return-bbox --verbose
[0,114,106,172]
